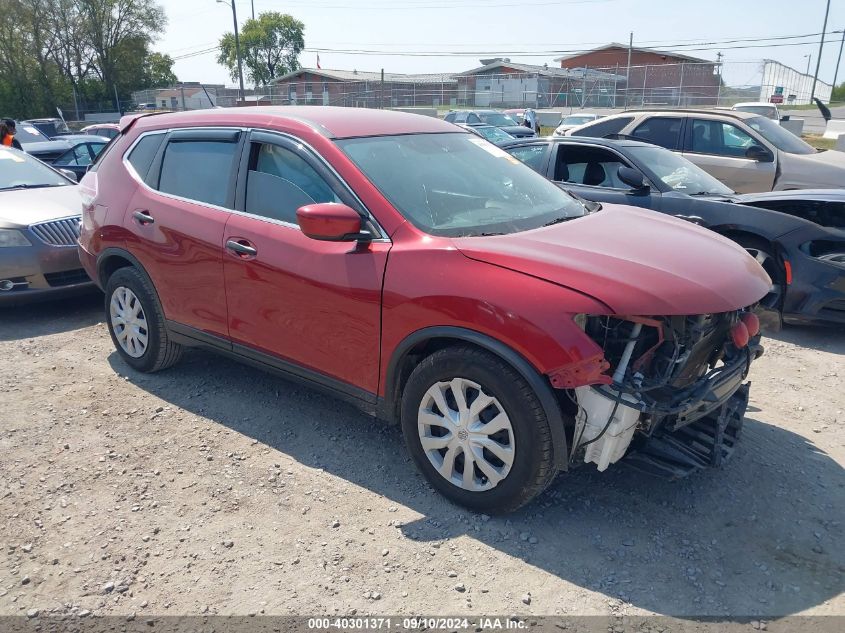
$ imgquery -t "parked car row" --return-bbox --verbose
[500,135,845,326]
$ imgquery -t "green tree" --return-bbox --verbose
[833,82,845,103]
[144,52,177,88]
[218,11,304,87]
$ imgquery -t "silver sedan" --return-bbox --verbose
[0,147,95,305]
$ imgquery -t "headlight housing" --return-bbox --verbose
[0,229,32,247]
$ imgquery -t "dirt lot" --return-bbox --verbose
[1,293,843,620]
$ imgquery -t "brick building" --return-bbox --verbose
[271,68,457,108]
[555,43,721,107]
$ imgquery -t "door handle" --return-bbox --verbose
[132,210,155,225]
[225,239,258,258]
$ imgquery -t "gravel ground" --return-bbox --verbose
[1,293,843,620]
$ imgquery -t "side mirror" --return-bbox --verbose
[296,203,370,242]
[745,145,772,162]
[617,165,649,191]
[59,168,79,182]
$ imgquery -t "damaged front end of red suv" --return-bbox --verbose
[559,309,763,478]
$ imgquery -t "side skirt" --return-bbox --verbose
[166,321,381,417]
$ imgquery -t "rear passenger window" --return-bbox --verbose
[127,134,165,183]
[158,140,238,207]
[570,116,634,138]
[244,143,339,224]
[631,117,683,150]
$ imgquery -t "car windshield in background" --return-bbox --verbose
[734,106,777,119]
[562,115,596,126]
[474,126,514,143]
[338,133,586,237]
[0,148,70,190]
[13,124,50,143]
[628,145,734,196]
[746,115,816,154]
[480,113,519,127]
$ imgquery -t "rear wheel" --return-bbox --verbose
[400,346,556,513]
[105,267,182,373]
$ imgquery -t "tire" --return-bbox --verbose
[400,345,556,513]
[104,267,182,373]
[735,236,784,312]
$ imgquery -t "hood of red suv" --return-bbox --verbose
[453,204,771,315]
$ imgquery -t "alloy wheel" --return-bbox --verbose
[110,286,149,358]
[417,377,515,492]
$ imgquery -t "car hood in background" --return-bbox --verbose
[20,140,72,155]
[777,149,845,189]
[453,204,771,315]
[0,186,82,227]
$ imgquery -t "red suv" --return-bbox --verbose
[78,107,770,512]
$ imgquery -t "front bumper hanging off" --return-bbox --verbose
[622,383,750,479]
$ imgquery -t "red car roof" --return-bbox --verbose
[130,106,458,139]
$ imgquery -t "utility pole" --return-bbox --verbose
[833,29,844,94]
[716,52,723,105]
[251,0,255,19]
[380,69,384,109]
[625,32,633,108]
[811,0,831,101]
[217,0,245,101]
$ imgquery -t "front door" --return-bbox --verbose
[222,131,390,397]
[681,118,776,193]
[548,143,659,210]
[125,128,243,338]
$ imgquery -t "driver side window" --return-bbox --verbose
[553,145,631,188]
[244,142,340,224]
[689,119,755,157]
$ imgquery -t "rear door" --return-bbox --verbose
[222,130,390,397]
[681,118,776,193]
[124,128,244,339]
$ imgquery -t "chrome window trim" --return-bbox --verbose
[122,127,390,242]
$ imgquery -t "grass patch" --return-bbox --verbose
[803,134,837,150]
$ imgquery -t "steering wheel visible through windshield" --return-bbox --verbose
[337,133,586,237]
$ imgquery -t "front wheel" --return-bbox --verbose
[400,346,556,513]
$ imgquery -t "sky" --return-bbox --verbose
[158,0,845,89]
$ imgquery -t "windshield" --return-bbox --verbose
[628,145,734,196]
[337,133,586,237]
[474,126,514,143]
[479,113,519,127]
[746,116,815,154]
[0,147,70,190]
[12,123,50,144]
[562,115,596,126]
[734,105,778,119]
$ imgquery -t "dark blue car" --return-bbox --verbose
[502,136,845,326]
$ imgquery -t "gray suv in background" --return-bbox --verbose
[566,109,845,193]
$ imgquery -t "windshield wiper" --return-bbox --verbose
[0,183,64,191]
[543,216,574,227]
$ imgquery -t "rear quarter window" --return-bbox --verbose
[125,134,165,182]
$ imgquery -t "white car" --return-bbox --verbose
[553,112,601,136]
[732,102,781,121]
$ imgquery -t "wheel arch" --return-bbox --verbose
[383,326,569,471]
[97,248,166,315]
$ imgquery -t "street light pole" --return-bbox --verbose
[217,0,245,101]
[251,0,255,19]
[810,0,831,101]
[833,29,845,93]
[804,54,812,76]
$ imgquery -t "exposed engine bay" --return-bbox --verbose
[568,310,763,478]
